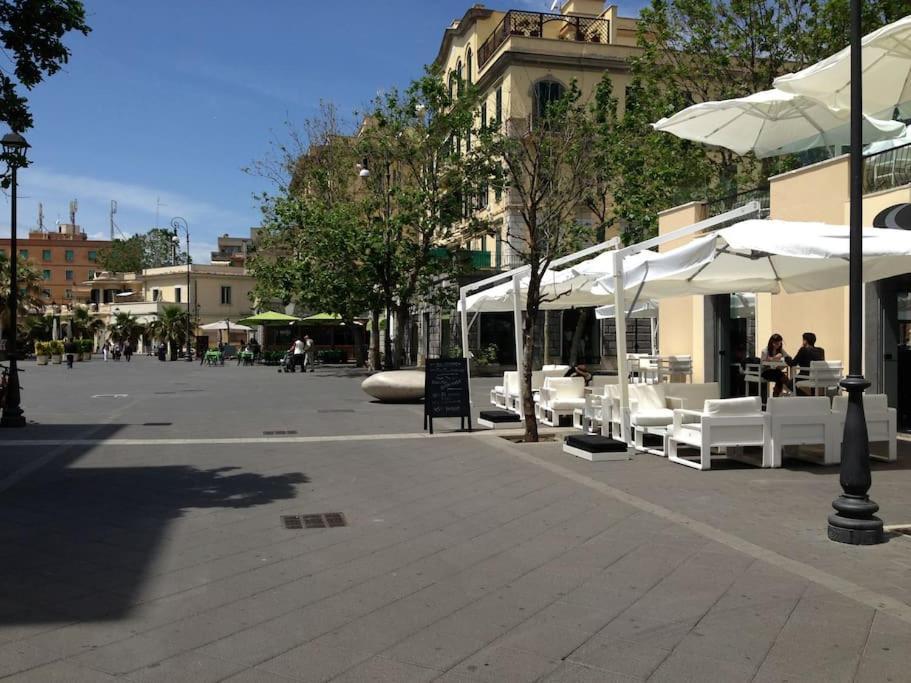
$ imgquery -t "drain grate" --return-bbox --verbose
[282,513,347,530]
[263,430,299,435]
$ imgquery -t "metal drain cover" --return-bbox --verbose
[282,513,348,530]
[263,430,299,435]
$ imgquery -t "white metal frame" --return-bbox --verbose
[767,396,838,467]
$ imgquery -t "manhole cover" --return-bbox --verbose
[263,430,298,436]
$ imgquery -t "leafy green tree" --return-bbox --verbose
[482,82,605,441]
[107,311,143,346]
[0,0,90,179]
[146,305,187,360]
[0,250,42,343]
[70,305,105,340]
[97,229,188,273]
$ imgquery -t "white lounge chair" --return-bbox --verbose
[536,376,586,427]
[542,364,570,373]
[794,360,843,396]
[831,394,897,462]
[767,396,837,467]
[491,371,517,409]
[507,370,544,413]
[667,397,771,470]
[658,355,693,383]
[630,383,720,455]
[572,377,619,434]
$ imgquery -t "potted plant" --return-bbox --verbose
[49,340,64,364]
[80,339,93,361]
[35,341,49,366]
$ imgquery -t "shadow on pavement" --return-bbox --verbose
[0,453,308,625]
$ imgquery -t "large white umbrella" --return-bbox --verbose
[597,219,911,302]
[199,320,252,332]
[652,88,904,158]
[774,14,911,118]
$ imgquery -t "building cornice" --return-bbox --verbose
[475,48,634,91]
[434,5,496,67]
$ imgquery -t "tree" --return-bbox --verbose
[107,311,143,346]
[70,305,105,340]
[96,229,189,273]
[0,0,90,177]
[146,305,187,360]
[484,82,604,442]
[0,250,42,342]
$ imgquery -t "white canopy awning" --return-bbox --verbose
[774,14,911,118]
[653,88,905,158]
[597,219,911,302]
[199,320,253,332]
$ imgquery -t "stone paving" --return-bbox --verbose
[0,358,909,681]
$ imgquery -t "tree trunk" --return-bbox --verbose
[394,305,409,369]
[383,300,394,370]
[369,307,381,371]
[568,308,590,366]
[351,321,366,367]
[521,306,539,442]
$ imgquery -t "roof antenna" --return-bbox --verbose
[37,203,44,232]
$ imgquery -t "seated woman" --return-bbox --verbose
[761,333,792,397]
[564,362,593,385]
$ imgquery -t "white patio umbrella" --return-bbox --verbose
[199,320,252,332]
[652,88,904,158]
[774,14,911,118]
[597,219,911,302]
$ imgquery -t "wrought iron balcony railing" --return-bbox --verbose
[478,10,610,68]
[864,141,911,195]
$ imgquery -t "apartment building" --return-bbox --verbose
[0,224,110,306]
[210,229,260,267]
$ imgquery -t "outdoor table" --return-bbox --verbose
[204,350,222,366]
[237,351,255,366]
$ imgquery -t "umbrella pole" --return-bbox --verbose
[612,251,630,444]
[460,288,472,406]
[828,0,883,545]
[513,273,525,420]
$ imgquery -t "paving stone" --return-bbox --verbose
[539,662,642,682]
[331,655,440,682]
[649,650,756,682]
[567,636,671,678]
[123,651,247,682]
[255,641,374,682]
[0,661,119,682]
[446,644,561,682]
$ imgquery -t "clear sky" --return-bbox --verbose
[1,0,649,262]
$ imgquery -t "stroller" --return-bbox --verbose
[278,351,295,373]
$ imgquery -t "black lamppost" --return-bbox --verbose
[1,132,29,428]
[170,217,192,361]
[828,0,884,545]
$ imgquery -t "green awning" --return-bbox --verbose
[301,313,344,324]
[235,311,303,326]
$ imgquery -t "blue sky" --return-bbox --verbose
[1,0,649,261]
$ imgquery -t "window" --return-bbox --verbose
[65,249,74,262]
[64,289,73,300]
[456,60,463,97]
[466,126,471,151]
[466,48,473,85]
[42,269,51,280]
[534,80,565,122]
[41,289,51,299]
[42,249,51,261]
[480,102,487,132]
[88,270,95,280]
[87,250,97,262]
[175,287,182,303]
[220,286,232,305]
[65,270,74,282]
[152,288,160,302]
[495,87,503,127]
[19,249,28,259]
[478,183,489,210]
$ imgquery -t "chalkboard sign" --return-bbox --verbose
[424,358,472,434]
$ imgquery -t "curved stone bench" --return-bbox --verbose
[362,370,425,403]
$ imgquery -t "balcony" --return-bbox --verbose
[478,10,610,68]
[706,187,771,220]
[430,248,492,271]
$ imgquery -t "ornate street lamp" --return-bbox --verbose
[170,217,192,361]
[1,132,29,428]
[828,0,884,545]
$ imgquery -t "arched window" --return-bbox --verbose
[533,80,565,121]
[466,48,473,85]
[456,60,463,97]
[448,71,455,100]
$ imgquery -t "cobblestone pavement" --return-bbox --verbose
[0,358,909,681]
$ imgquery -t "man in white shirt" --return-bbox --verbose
[303,336,315,372]
[291,338,305,373]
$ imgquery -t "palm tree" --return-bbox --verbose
[0,251,43,345]
[108,311,142,346]
[150,305,188,360]
[71,306,106,347]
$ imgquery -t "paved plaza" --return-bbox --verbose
[0,357,910,681]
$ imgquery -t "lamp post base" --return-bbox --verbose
[828,495,884,545]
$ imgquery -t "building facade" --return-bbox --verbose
[210,229,260,267]
[0,224,110,307]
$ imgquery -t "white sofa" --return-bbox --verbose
[536,376,586,426]
[667,397,771,470]
[831,394,897,462]
[767,396,837,467]
[630,383,720,455]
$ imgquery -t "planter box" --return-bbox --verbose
[83,353,92,361]
[36,355,48,366]
[51,355,62,365]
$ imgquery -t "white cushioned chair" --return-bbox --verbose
[491,371,517,409]
[667,396,771,470]
[767,396,837,467]
[507,371,544,413]
[831,394,897,462]
[573,377,619,434]
[536,376,586,426]
[630,383,720,455]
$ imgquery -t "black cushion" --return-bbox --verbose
[565,434,628,453]
[480,410,521,423]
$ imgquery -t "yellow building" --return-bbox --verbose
[435,0,640,270]
[657,143,911,430]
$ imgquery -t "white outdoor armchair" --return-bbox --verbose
[536,376,586,426]
[767,396,837,467]
[491,371,517,409]
[630,383,720,455]
[831,394,897,462]
[794,360,843,396]
[667,396,771,471]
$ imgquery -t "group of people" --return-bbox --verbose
[760,331,825,397]
[288,335,315,373]
[100,340,132,363]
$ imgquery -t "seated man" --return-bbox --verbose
[564,363,593,385]
[787,332,826,395]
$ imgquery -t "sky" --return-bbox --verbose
[1,0,649,262]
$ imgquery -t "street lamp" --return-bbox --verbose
[1,132,29,428]
[170,217,192,361]
[828,0,884,545]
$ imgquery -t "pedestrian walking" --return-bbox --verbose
[290,337,305,373]
[304,335,315,372]
[64,338,77,369]
[102,341,109,362]
[124,340,133,362]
